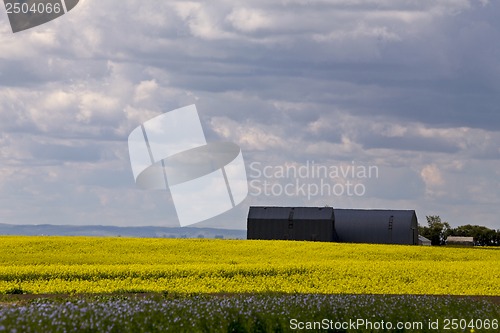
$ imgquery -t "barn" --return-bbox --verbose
[418,235,432,246]
[247,207,337,242]
[247,206,419,245]
[446,236,474,246]
[333,209,418,245]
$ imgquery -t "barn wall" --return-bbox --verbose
[334,209,418,245]
[247,207,336,242]
[293,220,335,242]
[247,219,289,240]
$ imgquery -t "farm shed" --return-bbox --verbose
[333,209,418,245]
[247,207,337,242]
[247,207,419,245]
[446,236,474,246]
[418,235,432,246]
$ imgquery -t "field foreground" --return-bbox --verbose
[0,294,499,332]
[0,236,498,295]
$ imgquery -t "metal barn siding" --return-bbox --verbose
[333,209,418,245]
[247,207,290,240]
[247,207,336,242]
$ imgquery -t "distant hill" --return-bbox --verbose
[0,223,247,239]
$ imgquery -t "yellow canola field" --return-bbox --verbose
[0,236,498,295]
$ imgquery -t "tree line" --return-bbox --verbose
[418,215,500,246]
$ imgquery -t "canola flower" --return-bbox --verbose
[0,236,498,295]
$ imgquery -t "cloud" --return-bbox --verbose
[0,0,498,229]
[226,8,272,33]
[421,164,445,189]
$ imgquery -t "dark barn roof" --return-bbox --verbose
[248,206,334,220]
[247,207,418,245]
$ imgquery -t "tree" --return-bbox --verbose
[419,215,500,246]
[419,215,450,245]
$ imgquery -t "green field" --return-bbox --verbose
[0,236,499,295]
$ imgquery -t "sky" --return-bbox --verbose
[0,0,499,230]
